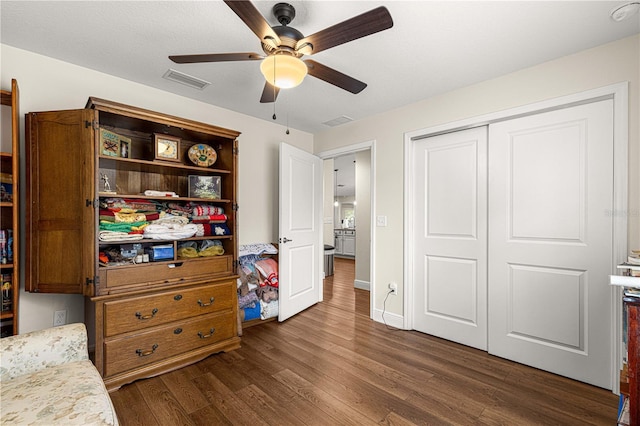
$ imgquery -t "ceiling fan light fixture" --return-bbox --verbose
[260,54,307,89]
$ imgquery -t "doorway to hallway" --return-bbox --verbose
[319,141,375,319]
[323,257,369,317]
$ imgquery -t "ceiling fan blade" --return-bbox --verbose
[260,82,280,103]
[304,60,366,94]
[224,0,281,49]
[296,6,393,55]
[169,53,263,64]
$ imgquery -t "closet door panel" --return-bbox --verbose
[488,99,614,389]
[509,125,584,241]
[412,127,488,351]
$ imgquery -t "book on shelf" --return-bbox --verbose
[617,252,640,277]
[618,395,630,426]
[1,273,12,312]
[624,287,640,299]
[618,262,640,271]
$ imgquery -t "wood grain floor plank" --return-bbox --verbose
[160,368,210,414]
[196,353,255,393]
[244,320,472,425]
[109,381,159,426]
[235,384,304,426]
[192,372,268,426]
[187,404,233,426]
[378,411,422,426]
[255,328,412,416]
[247,323,417,400]
[489,379,616,425]
[134,377,193,425]
[259,340,445,425]
[296,319,506,399]
[272,368,380,426]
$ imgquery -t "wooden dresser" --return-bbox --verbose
[26,98,241,391]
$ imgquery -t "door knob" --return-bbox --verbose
[280,237,293,244]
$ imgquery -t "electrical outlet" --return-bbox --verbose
[388,283,397,295]
[53,310,67,327]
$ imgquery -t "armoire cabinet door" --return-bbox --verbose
[26,109,96,294]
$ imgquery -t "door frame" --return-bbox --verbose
[404,82,628,393]
[317,140,376,320]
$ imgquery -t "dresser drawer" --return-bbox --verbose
[104,310,235,377]
[103,281,235,337]
[103,256,233,290]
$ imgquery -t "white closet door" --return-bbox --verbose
[488,100,613,388]
[412,127,488,350]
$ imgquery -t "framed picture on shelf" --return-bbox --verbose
[120,140,130,159]
[100,128,121,157]
[188,175,221,199]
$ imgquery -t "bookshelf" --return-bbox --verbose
[612,262,640,425]
[0,79,19,337]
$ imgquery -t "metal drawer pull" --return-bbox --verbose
[197,297,215,307]
[198,328,216,339]
[135,308,158,320]
[174,328,183,334]
[174,294,183,301]
[136,344,158,357]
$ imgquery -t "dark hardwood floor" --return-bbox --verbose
[111,257,618,425]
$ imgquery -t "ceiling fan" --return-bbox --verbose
[169,1,393,103]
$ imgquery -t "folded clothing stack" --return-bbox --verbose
[237,244,279,322]
[98,198,232,241]
[177,240,224,258]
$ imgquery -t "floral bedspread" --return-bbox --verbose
[0,323,119,425]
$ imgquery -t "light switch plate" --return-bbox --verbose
[376,215,387,227]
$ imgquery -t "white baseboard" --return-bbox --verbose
[372,308,405,330]
[354,279,370,291]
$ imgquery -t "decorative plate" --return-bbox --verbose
[188,144,217,167]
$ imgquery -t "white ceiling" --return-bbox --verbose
[1,1,639,135]
[334,153,356,197]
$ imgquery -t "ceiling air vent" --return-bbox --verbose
[323,115,354,127]
[162,69,211,90]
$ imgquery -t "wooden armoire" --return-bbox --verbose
[26,98,241,391]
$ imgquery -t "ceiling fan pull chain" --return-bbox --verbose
[285,98,290,135]
[286,112,290,135]
[272,55,277,120]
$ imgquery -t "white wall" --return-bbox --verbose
[322,158,335,246]
[1,44,313,333]
[314,35,640,321]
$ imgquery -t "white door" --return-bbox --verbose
[488,100,613,388]
[278,142,323,322]
[412,127,488,350]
